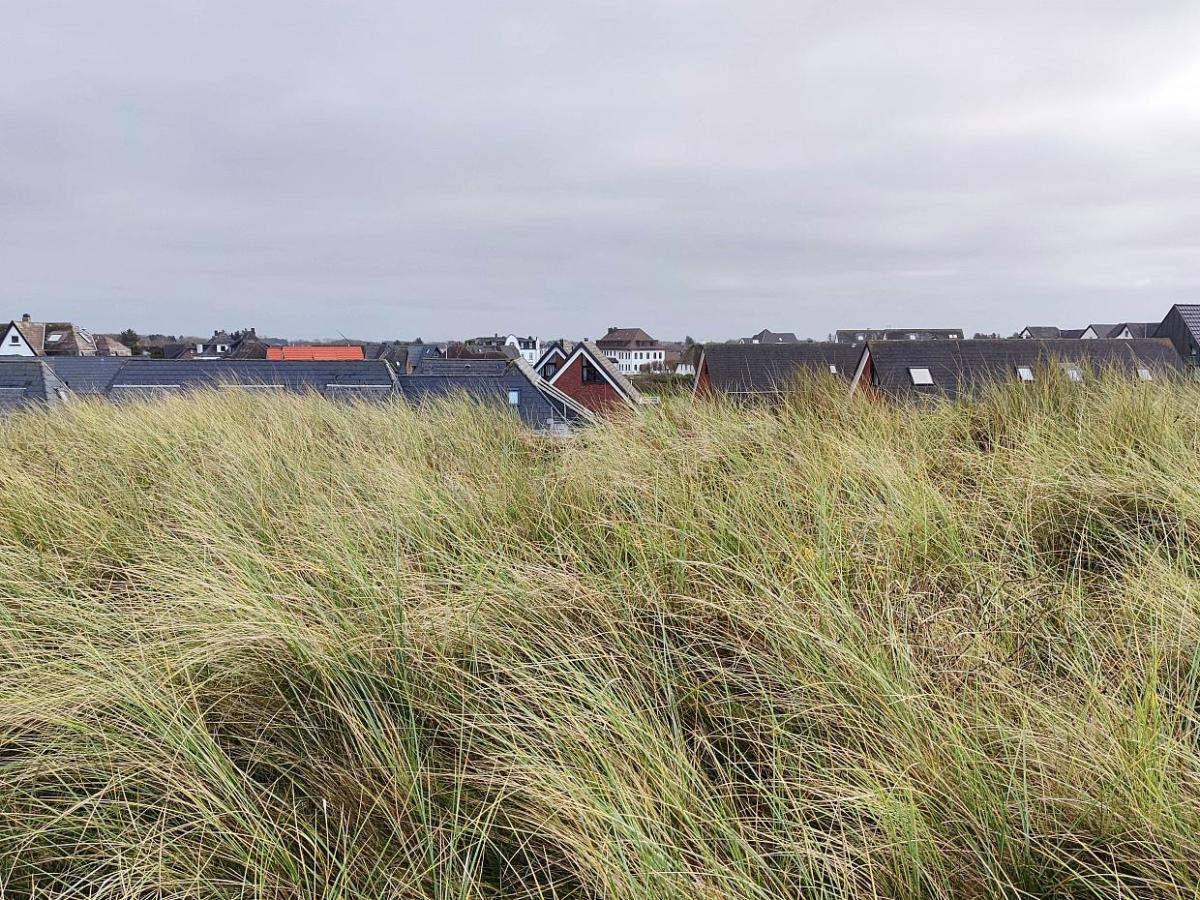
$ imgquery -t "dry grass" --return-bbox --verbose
[1,377,1200,898]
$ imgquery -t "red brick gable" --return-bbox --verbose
[550,353,627,413]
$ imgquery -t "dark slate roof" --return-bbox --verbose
[398,358,593,432]
[0,359,68,411]
[1177,305,1200,338]
[107,360,397,393]
[1060,328,1086,339]
[1021,326,1061,339]
[835,327,962,343]
[43,356,131,393]
[747,329,799,344]
[1118,323,1158,338]
[412,357,510,376]
[863,339,1183,399]
[700,343,863,394]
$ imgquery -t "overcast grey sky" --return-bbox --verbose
[3,1,1199,340]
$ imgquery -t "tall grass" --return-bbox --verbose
[1,377,1200,898]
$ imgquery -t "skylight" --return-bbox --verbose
[1064,365,1083,382]
[46,334,63,343]
[1137,367,1153,381]
[908,367,934,385]
[1016,366,1034,382]
[828,364,838,374]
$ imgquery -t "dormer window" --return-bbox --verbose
[216,344,229,353]
[908,367,934,385]
[1016,366,1034,382]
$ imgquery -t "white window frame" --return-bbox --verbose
[1137,367,1153,381]
[908,367,934,385]
[1016,366,1034,382]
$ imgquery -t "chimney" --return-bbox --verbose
[607,326,617,333]
[21,313,31,322]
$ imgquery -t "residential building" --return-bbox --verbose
[546,340,645,412]
[0,358,71,410]
[398,358,592,433]
[595,327,666,374]
[1,314,100,356]
[1154,305,1200,366]
[835,327,963,344]
[106,359,397,401]
[94,335,133,356]
[266,345,366,360]
[464,334,541,365]
[740,329,799,344]
[693,343,862,399]
[532,341,569,380]
[850,339,1182,400]
[42,357,131,394]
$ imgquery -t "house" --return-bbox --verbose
[740,329,800,344]
[851,339,1182,400]
[595,327,666,374]
[398,357,592,433]
[42,357,132,394]
[1019,326,1062,339]
[94,335,133,356]
[178,329,270,359]
[1,314,100,356]
[693,343,862,399]
[464,334,541,365]
[545,340,645,412]
[106,359,397,400]
[0,358,71,410]
[532,341,569,379]
[834,327,962,344]
[1154,305,1200,366]
[266,345,366,360]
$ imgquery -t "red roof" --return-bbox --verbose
[267,345,365,360]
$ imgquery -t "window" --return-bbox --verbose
[1137,367,1153,381]
[908,367,934,385]
[216,343,229,353]
[1064,365,1083,382]
[1016,366,1034,382]
[46,333,63,343]
[508,389,520,406]
[908,333,917,340]
[9,335,18,345]
[829,364,838,374]
[544,362,557,378]
[582,360,601,383]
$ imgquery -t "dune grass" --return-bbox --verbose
[1,377,1200,898]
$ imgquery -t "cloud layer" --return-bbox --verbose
[3,0,1199,339]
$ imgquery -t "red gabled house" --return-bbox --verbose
[547,341,644,413]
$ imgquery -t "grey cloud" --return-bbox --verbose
[2,0,1199,340]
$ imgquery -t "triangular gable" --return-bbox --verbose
[0,321,39,356]
[548,341,643,407]
[532,341,567,375]
[510,356,595,423]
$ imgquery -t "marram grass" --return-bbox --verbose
[1,378,1200,898]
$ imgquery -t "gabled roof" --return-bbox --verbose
[858,339,1182,399]
[1116,322,1158,339]
[1060,328,1086,339]
[532,341,568,372]
[549,340,645,407]
[1020,326,1061,339]
[1083,324,1120,339]
[413,358,510,376]
[266,345,366,360]
[595,327,657,348]
[43,357,131,393]
[698,342,862,395]
[107,360,397,394]
[0,359,69,410]
[835,327,962,343]
[747,329,799,344]
[14,319,46,352]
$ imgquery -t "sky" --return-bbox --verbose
[3,1,1199,341]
